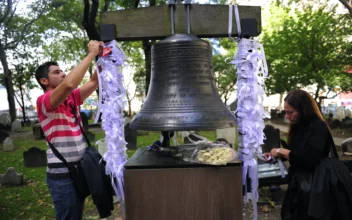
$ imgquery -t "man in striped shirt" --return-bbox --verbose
[35,40,102,220]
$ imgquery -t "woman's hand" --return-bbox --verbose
[263,152,272,161]
[271,148,280,158]
[271,148,290,160]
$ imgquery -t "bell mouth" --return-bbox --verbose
[130,110,235,131]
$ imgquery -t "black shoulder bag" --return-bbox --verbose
[46,104,93,199]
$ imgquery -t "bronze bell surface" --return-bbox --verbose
[130,34,235,131]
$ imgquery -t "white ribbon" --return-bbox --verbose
[228,5,269,220]
[94,40,128,217]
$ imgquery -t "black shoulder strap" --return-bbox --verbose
[69,102,92,147]
[47,138,69,165]
[307,121,339,159]
[328,131,339,159]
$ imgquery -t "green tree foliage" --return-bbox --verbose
[212,38,238,105]
[12,61,38,122]
[262,4,352,108]
[274,0,352,16]
[0,0,51,121]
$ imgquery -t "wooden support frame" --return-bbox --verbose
[100,4,261,41]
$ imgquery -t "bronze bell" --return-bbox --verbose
[130,34,235,131]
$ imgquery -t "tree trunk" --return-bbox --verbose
[19,78,27,123]
[0,45,16,122]
[141,0,156,96]
[128,100,132,117]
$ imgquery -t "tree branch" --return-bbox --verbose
[5,9,45,50]
[14,92,23,109]
[83,0,90,25]
[135,0,140,8]
[103,0,111,12]
[0,0,12,24]
[339,0,352,16]
[4,0,18,27]
[82,0,100,40]
[89,0,99,25]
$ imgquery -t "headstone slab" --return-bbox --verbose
[341,137,352,154]
[346,109,352,118]
[11,120,22,132]
[125,123,137,150]
[80,112,89,132]
[261,125,281,157]
[336,106,345,120]
[0,130,9,144]
[23,147,47,167]
[32,123,45,139]
[216,127,237,148]
[3,137,14,152]
[0,167,24,186]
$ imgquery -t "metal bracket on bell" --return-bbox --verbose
[168,0,175,34]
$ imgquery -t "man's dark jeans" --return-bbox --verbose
[46,177,85,220]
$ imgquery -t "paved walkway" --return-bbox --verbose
[265,121,346,147]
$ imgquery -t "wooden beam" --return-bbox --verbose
[100,4,261,41]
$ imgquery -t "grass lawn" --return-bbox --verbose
[0,126,218,219]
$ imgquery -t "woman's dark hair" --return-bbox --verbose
[35,61,58,91]
[284,90,325,145]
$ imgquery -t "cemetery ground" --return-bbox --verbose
[1,121,351,220]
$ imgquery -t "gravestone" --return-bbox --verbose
[342,116,352,128]
[262,125,281,153]
[32,123,44,139]
[11,120,21,132]
[341,137,352,155]
[216,127,237,148]
[270,109,278,119]
[80,112,95,142]
[3,137,14,152]
[0,167,24,186]
[0,113,11,132]
[331,119,342,129]
[336,106,345,120]
[80,112,89,132]
[260,125,285,202]
[23,147,47,167]
[0,130,9,144]
[125,123,137,150]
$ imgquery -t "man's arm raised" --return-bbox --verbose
[80,70,98,101]
[50,41,102,109]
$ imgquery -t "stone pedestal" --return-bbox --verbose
[124,148,243,220]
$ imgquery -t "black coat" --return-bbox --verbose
[281,119,352,220]
[82,146,114,218]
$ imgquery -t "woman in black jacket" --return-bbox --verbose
[265,89,352,220]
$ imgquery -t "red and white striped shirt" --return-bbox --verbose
[36,89,86,175]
